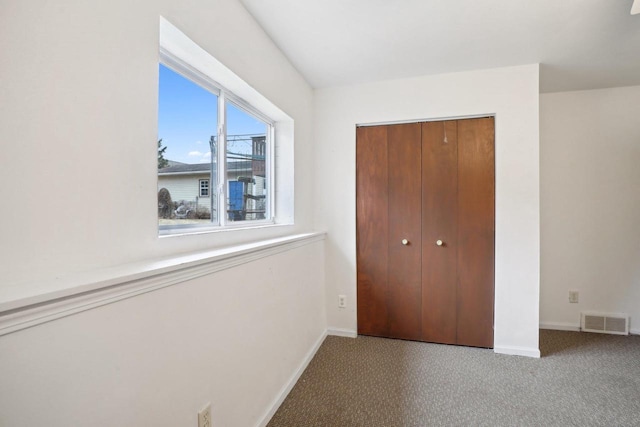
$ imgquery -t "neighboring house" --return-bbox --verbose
[158,159,266,219]
[158,135,267,219]
[158,162,221,212]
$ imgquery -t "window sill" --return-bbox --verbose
[159,219,281,237]
[0,232,325,336]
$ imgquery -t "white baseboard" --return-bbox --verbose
[540,322,580,332]
[494,346,541,358]
[256,329,327,427]
[542,322,640,336]
[327,328,358,338]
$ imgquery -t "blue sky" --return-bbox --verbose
[158,64,267,164]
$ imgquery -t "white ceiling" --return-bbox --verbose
[240,0,640,92]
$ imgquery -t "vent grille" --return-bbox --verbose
[581,312,629,335]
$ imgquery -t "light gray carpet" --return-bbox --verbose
[268,330,640,426]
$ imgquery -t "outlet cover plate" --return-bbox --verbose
[338,294,346,308]
[569,290,579,304]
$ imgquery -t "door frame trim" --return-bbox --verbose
[356,113,495,128]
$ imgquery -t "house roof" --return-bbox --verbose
[158,161,253,175]
[159,163,210,174]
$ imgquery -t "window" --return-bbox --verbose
[199,179,209,197]
[158,17,293,235]
[225,103,268,221]
[157,61,274,233]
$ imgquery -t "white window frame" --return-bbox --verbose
[159,51,275,234]
[222,97,274,225]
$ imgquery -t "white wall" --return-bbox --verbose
[314,64,541,356]
[0,0,324,426]
[540,85,640,333]
[0,241,326,427]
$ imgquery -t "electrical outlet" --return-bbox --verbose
[568,290,579,304]
[338,294,347,308]
[198,403,212,427]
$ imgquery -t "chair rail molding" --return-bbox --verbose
[0,232,325,336]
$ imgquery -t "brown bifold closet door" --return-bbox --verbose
[421,117,495,348]
[387,123,422,340]
[356,123,422,339]
[357,117,494,348]
[455,117,495,348]
[421,120,458,345]
[356,125,389,337]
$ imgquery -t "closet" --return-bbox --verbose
[356,117,494,348]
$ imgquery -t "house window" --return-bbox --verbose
[157,59,274,234]
[199,179,209,197]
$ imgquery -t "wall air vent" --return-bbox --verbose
[581,312,629,335]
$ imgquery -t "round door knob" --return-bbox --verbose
[436,240,443,246]
[401,239,409,245]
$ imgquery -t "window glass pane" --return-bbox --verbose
[199,179,209,197]
[225,102,268,222]
[157,64,218,228]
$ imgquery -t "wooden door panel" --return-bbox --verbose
[387,123,422,340]
[456,117,495,348]
[356,126,389,336]
[421,121,458,344]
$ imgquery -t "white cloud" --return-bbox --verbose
[186,150,213,164]
[195,140,202,145]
